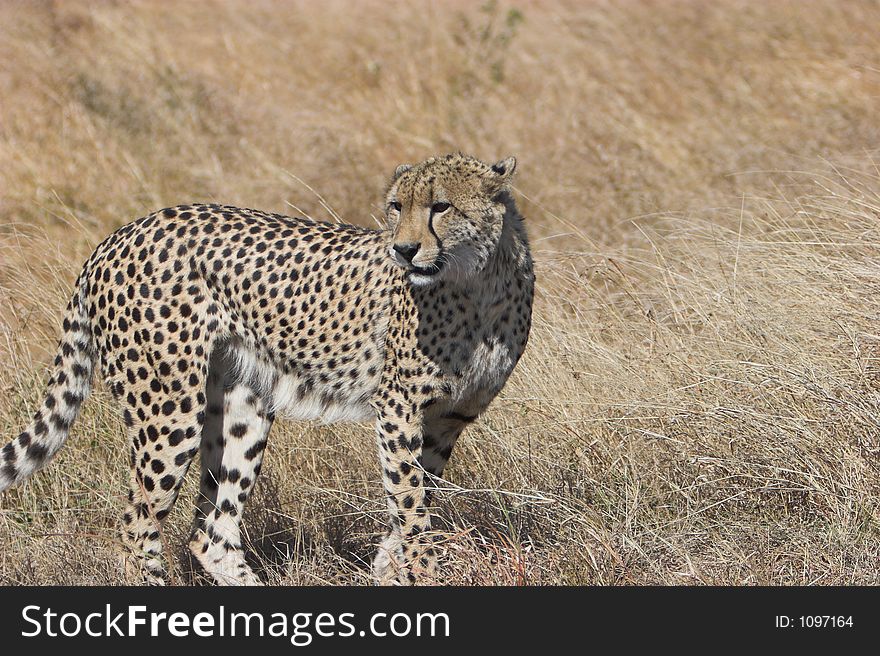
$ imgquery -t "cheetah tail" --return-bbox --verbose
[0,283,95,492]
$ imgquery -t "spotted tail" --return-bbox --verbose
[0,281,95,492]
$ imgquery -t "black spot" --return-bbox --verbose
[244,441,266,460]
[2,442,17,464]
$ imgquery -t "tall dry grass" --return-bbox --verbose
[1,0,879,584]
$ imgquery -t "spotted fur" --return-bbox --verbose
[0,153,534,585]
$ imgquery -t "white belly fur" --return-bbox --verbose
[228,345,377,425]
[271,372,374,424]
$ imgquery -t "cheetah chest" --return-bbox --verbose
[451,333,519,413]
[414,282,529,416]
[423,299,525,418]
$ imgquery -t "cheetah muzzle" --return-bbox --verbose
[0,153,535,586]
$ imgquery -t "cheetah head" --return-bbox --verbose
[385,153,517,287]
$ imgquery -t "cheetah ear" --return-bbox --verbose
[484,156,517,194]
[393,164,412,180]
[491,156,516,179]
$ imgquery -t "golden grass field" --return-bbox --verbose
[1,0,880,584]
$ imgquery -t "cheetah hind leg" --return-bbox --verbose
[190,363,272,586]
[119,380,204,585]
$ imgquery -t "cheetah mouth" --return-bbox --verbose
[408,262,443,278]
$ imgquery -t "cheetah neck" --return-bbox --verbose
[452,196,532,304]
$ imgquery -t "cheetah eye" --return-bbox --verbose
[431,202,450,214]
[388,201,402,212]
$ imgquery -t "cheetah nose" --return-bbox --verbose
[392,242,420,264]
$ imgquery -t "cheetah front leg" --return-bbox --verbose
[372,406,437,586]
[420,413,472,480]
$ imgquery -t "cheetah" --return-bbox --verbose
[0,153,534,585]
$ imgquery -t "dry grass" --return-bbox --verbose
[1,0,879,585]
